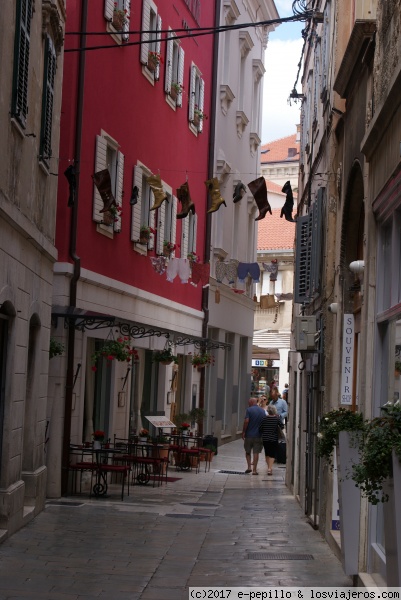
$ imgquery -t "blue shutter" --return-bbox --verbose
[294,213,312,303]
[12,0,32,127]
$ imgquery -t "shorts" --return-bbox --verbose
[244,437,263,454]
[166,258,191,283]
[237,262,260,283]
[263,440,279,458]
[191,262,210,287]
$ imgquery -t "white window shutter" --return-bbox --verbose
[156,201,166,254]
[198,78,205,132]
[155,15,162,81]
[181,217,189,258]
[131,165,143,241]
[189,65,196,122]
[176,47,185,108]
[122,0,131,41]
[165,35,174,94]
[104,0,114,21]
[114,151,124,232]
[93,135,108,222]
[140,0,150,64]
[171,196,177,246]
[192,213,198,252]
[148,205,156,250]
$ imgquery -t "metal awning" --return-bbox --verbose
[51,306,231,350]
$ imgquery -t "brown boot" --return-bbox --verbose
[205,178,227,213]
[92,169,116,213]
[147,174,168,211]
[248,177,272,221]
[176,182,195,219]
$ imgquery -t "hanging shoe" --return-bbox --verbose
[147,174,168,211]
[233,181,246,203]
[205,178,227,213]
[248,176,272,221]
[92,169,116,213]
[176,182,195,219]
[280,180,296,222]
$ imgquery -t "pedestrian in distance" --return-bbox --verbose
[269,386,288,425]
[259,404,284,475]
[242,397,265,475]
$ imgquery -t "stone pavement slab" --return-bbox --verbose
[0,439,351,599]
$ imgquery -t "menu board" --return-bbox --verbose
[144,416,176,428]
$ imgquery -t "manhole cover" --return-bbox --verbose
[218,470,249,475]
[46,501,84,507]
[248,553,314,560]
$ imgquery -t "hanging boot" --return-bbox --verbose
[280,180,296,222]
[233,181,246,203]
[205,178,227,213]
[248,176,272,221]
[92,168,116,213]
[147,174,168,211]
[176,182,195,219]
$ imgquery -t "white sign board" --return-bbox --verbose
[144,416,176,428]
[340,314,354,405]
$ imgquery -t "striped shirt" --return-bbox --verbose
[259,415,283,442]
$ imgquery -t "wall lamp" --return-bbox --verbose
[328,303,339,314]
[349,260,365,274]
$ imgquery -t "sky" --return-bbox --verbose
[261,0,304,143]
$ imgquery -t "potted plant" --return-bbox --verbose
[147,50,163,72]
[189,351,214,370]
[193,105,208,127]
[139,428,149,442]
[91,337,138,371]
[112,3,128,29]
[170,82,184,101]
[93,430,105,450]
[139,224,155,245]
[49,337,64,359]
[189,407,206,428]
[163,240,176,257]
[180,422,191,436]
[187,252,198,264]
[316,407,365,468]
[152,347,178,365]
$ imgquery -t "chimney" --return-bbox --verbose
[288,148,297,158]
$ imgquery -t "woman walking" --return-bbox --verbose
[259,404,284,475]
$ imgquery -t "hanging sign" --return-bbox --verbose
[340,314,354,405]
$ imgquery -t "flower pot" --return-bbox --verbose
[196,364,206,371]
[192,114,200,127]
[112,14,125,30]
[160,359,173,365]
[139,234,149,245]
[139,436,147,443]
[170,87,178,101]
[93,440,102,450]
[181,429,189,436]
[163,249,172,258]
[147,56,158,72]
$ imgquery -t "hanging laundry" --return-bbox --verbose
[166,258,191,283]
[215,259,239,284]
[237,262,260,284]
[150,256,167,275]
[262,261,279,282]
[190,262,210,287]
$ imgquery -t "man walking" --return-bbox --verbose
[242,397,266,475]
[269,386,288,424]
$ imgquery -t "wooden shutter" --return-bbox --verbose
[191,213,197,252]
[171,196,178,245]
[156,201,166,254]
[140,0,151,64]
[131,165,143,241]
[165,34,174,94]
[310,189,324,295]
[12,0,32,127]
[40,36,57,167]
[294,213,312,303]
[122,0,131,41]
[114,151,124,232]
[181,218,189,258]
[104,0,114,20]
[176,47,185,108]
[155,15,162,81]
[198,78,205,133]
[189,65,196,122]
[93,135,108,223]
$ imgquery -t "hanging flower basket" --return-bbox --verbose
[91,337,138,371]
[139,225,155,245]
[163,240,176,257]
[189,351,214,369]
[152,348,178,365]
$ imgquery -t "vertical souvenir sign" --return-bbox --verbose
[340,314,354,405]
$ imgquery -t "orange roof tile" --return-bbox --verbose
[261,133,300,164]
[257,208,296,251]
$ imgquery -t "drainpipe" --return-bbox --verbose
[61,0,87,494]
[199,0,221,438]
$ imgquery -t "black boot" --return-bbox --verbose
[233,181,246,203]
[176,182,195,218]
[248,177,272,221]
[92,169,116,213]
[280,180,296,222]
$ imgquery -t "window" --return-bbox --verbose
[131,164,156,251]
[12,0,33,128]
[104,0,131,41]
[140,0,162,80]
[181,212,197,258]
[189,64,205,132]
[39,36,57,167]
[165,31,185,107]
[93,132,124,235]
[156,190,177,255]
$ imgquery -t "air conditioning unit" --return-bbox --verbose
[294,316,317,351]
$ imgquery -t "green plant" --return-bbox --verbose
[91,337,138,371]
[140,224,155,235]
[194,105,207,121]
[49,337,65,359]
[106,203,122,222]
[316,407,365,467]
[173,413,190,428]
[395,360,401,373]
[351,403,401,504]
[189,407,207,425]
[171,82,184,94]
[163,240,176,252]
[152,347,178,364]
[204,444,216,453]
[189,351,214,367]
[187,252,198,263]
[113,3,128,26]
